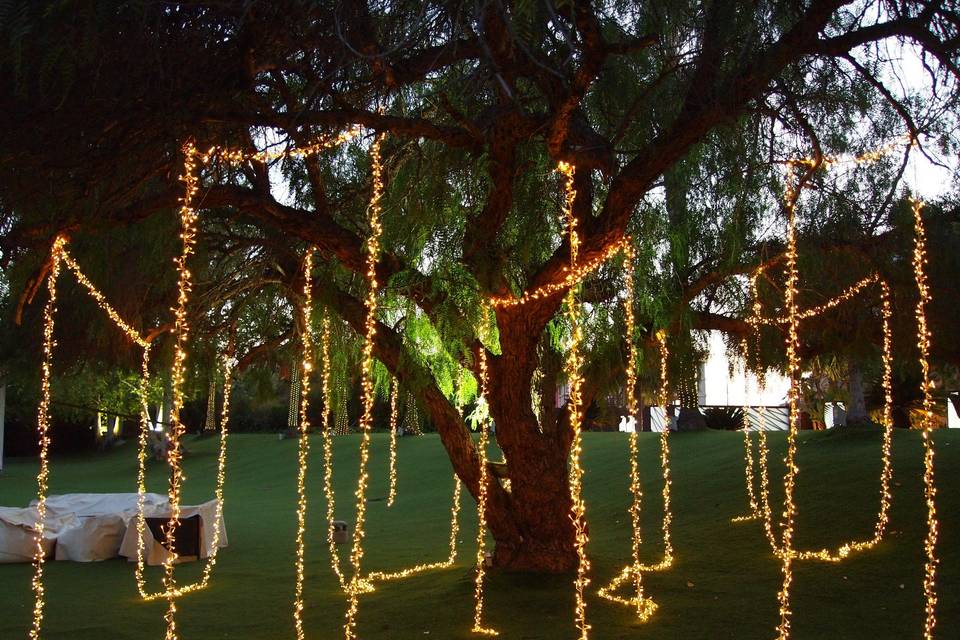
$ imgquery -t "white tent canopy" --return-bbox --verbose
[1,493,226,564]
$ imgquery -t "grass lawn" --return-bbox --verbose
[0,428,957,639]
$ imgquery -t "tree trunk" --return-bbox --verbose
[676,360,707,431]
[482,309,578,572]
[847,357,868,425]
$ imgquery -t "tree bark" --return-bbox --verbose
[846,357,868,425]
[483,309,578,572]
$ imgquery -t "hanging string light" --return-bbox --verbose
[621,245,654,619]
[599,328,676,603]
[911,198,940,640]
[556,161,591,640]
[387,379,399,507]
[731,349,760,523]
[645,329,675,572]
[595,245,657,621]
[319,314,348,589]
[156,140,206,640]
[471,346,498,636]
[344,132,386,640]
[292,249,316,640]
[28,236,66,640]
[741,275,895,563]
[59,250,151,349]
[317,313,462,593]
[775,160,803,640]
[365,475,462,583]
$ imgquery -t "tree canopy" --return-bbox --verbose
[1,0,958,570]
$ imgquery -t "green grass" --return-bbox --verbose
[0,428,957,639]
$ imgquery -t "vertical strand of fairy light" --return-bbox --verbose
[319,314,347,588]
[471,345,498,636]
[161,142,201,640]
[733,340,760,523]
[749,268,781,553]
[28,236,66,640]
[557,161,591,640]
[387,378,399,507]
[911,198,940,640]
[293,249,316,640]
[873,281,894,545]
[654,329,674,569]
[776,163,803,640]
[344,132,386,640]
[622,245,652,619]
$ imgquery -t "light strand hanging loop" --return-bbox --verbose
[595,244,656,620]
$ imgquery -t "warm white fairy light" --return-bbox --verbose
[211,127,361,167]
[775,160,803,640]
[292,249,316,640]
[60,249,151,349]
[344,132,386,640]
[387,378,399,507]
[471,346,499,636]
[645,330,675,572]
[365,475,462,583]
[556,161,592,640]
[28,236,66,640]
[316,321,462,595]
[132,348,232,601]
[154,140,205,640]
[911,198,940,640]
[23,127,359,638]
[762,138,912,638]
[488,237,630,309]
[318,314,349,589]
[742,274,895,563]
[601,330,675,604]
[595,245,657,621]
[731,354,760,523]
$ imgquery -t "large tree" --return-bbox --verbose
[2,1,958,571]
